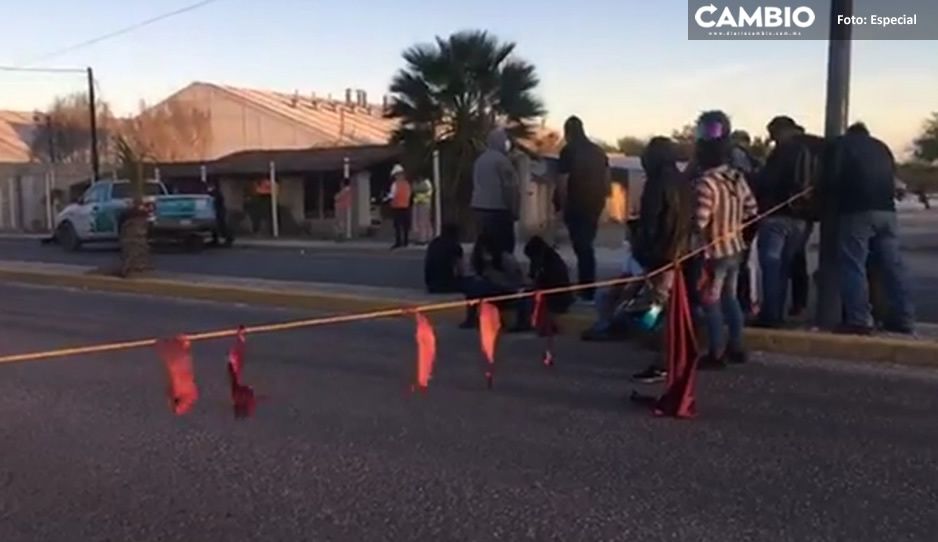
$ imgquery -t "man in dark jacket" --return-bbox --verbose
[209,179,233,247]
[754,116,818,327]
[827,122,914,334]
[556,116,610,301]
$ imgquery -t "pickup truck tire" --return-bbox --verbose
[56,222,81,252]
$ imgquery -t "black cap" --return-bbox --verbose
[767,115,798,133]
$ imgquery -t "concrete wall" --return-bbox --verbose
[352,170,371,232]
[0,163,88,232]
[277,176,305,225]
[167,84,325,160]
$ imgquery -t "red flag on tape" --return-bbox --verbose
[654,265,699,419]
[531,293,555,367]
[227,326,257,418]
[413,313,437,391]
[156,335,198,415]
[479,302,501,388]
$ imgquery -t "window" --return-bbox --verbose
[83,184,108,204]
[110,182,166,200]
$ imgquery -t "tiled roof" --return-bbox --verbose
[188,83,561,153]
[204,83,398,147]
[0,111,36,163]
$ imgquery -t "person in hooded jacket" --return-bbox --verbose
[629,137,694,383]
[524,235,574,316]
[556,116,610,301]
[472,128,520,254]
[632,137,694,297]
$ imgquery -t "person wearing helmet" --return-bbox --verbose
[693,111,758,369]
[385,164,413,249]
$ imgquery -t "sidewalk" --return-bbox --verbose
[2,258,938,367]
[234,237,629,268]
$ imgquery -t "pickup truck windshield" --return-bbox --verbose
[111,183,166,199]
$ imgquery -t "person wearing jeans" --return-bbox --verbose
[754,116,823,327]
[827,123,915,334]
[839,211,914,333]
[757,215,809,325]
[692,111,758,369]
[702,254,746,361]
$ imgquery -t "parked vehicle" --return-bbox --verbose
[53,180,216,251]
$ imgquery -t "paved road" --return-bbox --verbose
[1,284,937,541]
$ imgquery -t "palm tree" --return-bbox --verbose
[386,30,545,226]
[114,136,151,277]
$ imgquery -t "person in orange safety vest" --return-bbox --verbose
[385,164,413,249]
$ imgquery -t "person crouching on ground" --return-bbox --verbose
[386,164,412,249]
[424,224,465,294]
[459,231,532,332]
[693,111,758,369]
[524,235,574,329]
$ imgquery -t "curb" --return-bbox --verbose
[2,267,937,367]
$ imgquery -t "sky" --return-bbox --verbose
[1,0,936,156]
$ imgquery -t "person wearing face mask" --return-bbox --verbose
[471,128,520,254]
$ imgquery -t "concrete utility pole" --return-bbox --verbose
[816,0,853,329]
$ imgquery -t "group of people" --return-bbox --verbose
[379,165,436,249]
[418,107,915,378]
[422,116,610,331]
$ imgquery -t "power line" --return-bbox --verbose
[0,65,85,74]
[18,0,225,67]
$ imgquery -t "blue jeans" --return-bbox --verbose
[758,216,809,325]
[838,211,914,330]
[702,255,745,357]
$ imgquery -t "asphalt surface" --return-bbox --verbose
[1,283,938,541]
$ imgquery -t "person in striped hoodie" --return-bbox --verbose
[692,111,759,369]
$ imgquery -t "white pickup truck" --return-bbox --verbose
[54,180,216,251]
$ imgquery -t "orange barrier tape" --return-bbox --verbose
[0,188,812,365]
